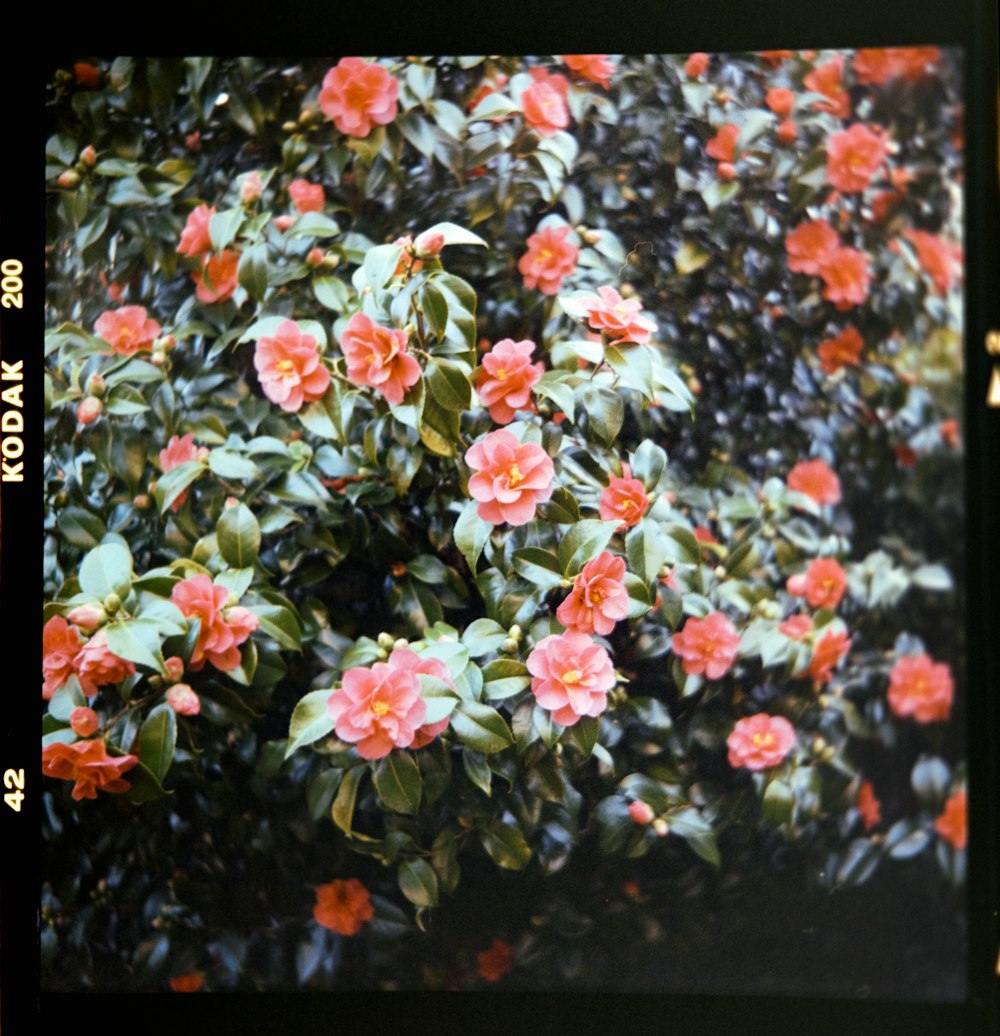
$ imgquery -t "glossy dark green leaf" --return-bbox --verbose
[216,503,261,568]
[138,704,176,783]
[285,690,336,758]
[450,701,514,754]
[479,819,531,870]
[373,751,423,815]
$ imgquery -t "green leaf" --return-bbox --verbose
[104,384,149,416]
[470,92,520,120]
[421,282,449,338]
[450,701,514,754]
[481,658,531,699]
[564,714,599,756]
[79,542,133,600]
[479,819,531,870]
[208,207,244,251]
[287,212,341,238]
[47,677,87,722]
[534,371,577,420]
[373,752,423,814]
[419,395,460,457]
[426,358,472,412]
[419,221,488,249]
[454,498,491,572]
[313,276,351,313]
[362,243,404,293]
[285,690,336,758]
[626,519,667,586]
[57,507,107,549]
[674,240,711,274]
[539,486,581,524]
[461,618,508,656]
[512,547,566,588]
[462,749,493,796]
[398,858,439,907]
[156,460,205,514]
[670,808,720,866]
[216,503,261,568]
[103,620,166,673]
[629,440,668,491]
[249,601,302,650]
[762,779,795,826]
[557,519,621,576]
[207,449,260,481]
[332,766,365,835]
[237,244,269,302]
[911,565,954,591]
[580,385,624,445]
[138,704,176,783]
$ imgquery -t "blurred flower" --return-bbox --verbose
[339,312,420,406]
[765,87,794,117]
[43,617,83,699]
[41,739,138,801]
[557,551,628,636]
[176,203,216,257]
[785,219,839,276]
[193,249,240,304]
[582,285,657,344]
[934,788,967,850]
[817,326,864,374]
[856,780,882,831]
[518,224,578,295]
[170,574,258,672]
[254,319,332,413]
[628,800,655,825]
[69,706,100,737]
[318,58,399,138]
[672,611,740,679]
[896,47,940,80]
[527,632,616,726]
[887,653,954,723]
[598,465,649,530]
[466,430,554,526]
[94,306,161,356]
[75,630,136,697]
[727,713,796,771]
[166,684,201,716]
[776,119,798,145]
[940,419,960,448]
[326,662,427,759]
[853,48,902,85]
[240,172,263,204]
[561,54,615,89]
[804,54,850,118]
[787,458,842,506]
[683,53,710,78]
[313,878,374,934]
[779,614,813,639]
[759,50,794,65]
[903,230,961,293]
[826,124,888,193]
[288,179,324,214]
[74,63,101,88]
[807,628,851,683]
[521,68,570,137]
[477,938,515,982]
[476,338,544,424]
[706,123,739,163]
[468,72,510,115]
[819,247,871,309]
[801,557,848,609]
[76,397,103,424]
[169,973,204,993]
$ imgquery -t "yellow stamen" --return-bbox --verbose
[752,732,775,748]
[371,700,390,717]
[507,463,524,487]
[495,368,508,381]
[561,669,582,685]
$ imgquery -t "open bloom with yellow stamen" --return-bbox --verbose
[527,632,616,726]
[556,551,629,636]
[254,319,331,413]
[476,338,544,424]
[466,430,554,526]
[726,713,796,771]
[581,285,657,344]
[326,662,427,759]
[598,464,650,530]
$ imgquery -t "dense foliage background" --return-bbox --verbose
[43,51,966,995]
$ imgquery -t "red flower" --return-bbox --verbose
[476,338,544,424]
[801,557,848,609]
[787,459,842,506]
[94,306,161,357]
[288,179,324,214]
[766,88,795,117]
[819,247,871,309]
[159,434,209,512]
[807,628,851,683]
[313,878,374,935]
[527,632,615,727]
[74,630,136,697]
[940,419,960,448]
[903,230,960,293]
[887,653,954,724]
[786,220,840,276]
[759,50,794,66]
[561,54,615,89]
[684,53,710,78]
[340,312,421,406]
[177,204,217,258]
[896,47,940,81]
[803,55,850,119]
[521,68,570,137]
[727,713,796,771]
[466,430,554,526]
[41,739,138,801]
[598,465,650,530]
[934,788,967,850]
[817,326,864,374]
[74,62,102,88]
[170,574,258,672]
[779,614,813,639]
[318,58,399,138]
[518,224,579,295]
[169,972,204,993]
[69,707,100,737]
[477,938,515,982]
[672,611,740,680]
[853,49,901,86]
[582,285,657,344]
[556,551,629,637]
[193,249,240,304]
[857,780,882,831]
[706,123,739,163]
[826,124,888,193]
[254,319,332,413]
[43,616,84,700]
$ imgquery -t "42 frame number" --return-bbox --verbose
[4,769,24,811]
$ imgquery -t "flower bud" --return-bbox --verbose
[57,169,81,189]
[185,131,201,151]
[377,632,396,650]
[717,162,737,181]
[413,229,446,258]
[224,496,240,509]
[103,592,122,615]
[241,172,263,204]
[164,657,185,683]
[628,800,655,825]
[714,564,727,579]
[501,637,519,654]
[507,624,523,642]
[76,397,103,424]
[156,334,177,353]
[776,119,798,145]
[166,684,201,716]
[133,494,152,510]
[80,145,98,166]
[86,373,106,397]
[67,603,107,631]
[652,818,671,837]
[281,121,299,133]
[273,214,297,232]
[70,707,100,737]
[306,247,324,268]
[393,638,409,651]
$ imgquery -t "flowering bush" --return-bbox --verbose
[42,50,964,995]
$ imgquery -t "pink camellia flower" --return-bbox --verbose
[582,286,657,344]
[934,788,967,850]
[74,630,136,697]
[386,647,454,749]
[766,87,795,117]
[903,230,960,294]
[819,247,871,309]
[66,604,105,633]
[254,319,332,413]
[817,326,864,374]
[779,614,813,639]
[684,53,710,78]
[314,878,375,935]
[706,123,739,163]
[803,54,850,119]
[826,123,888,193]
[326,661,427,759]
[807,628,851,683]
[240,172,263,204]
[526,632,616,727]
[69,706,100,737]
[727,713,796,771]
[170,574,258,672]
[176,204,216,257]
[76,397,103,424]
[476,338,544,425]
[801,557,848,609]
[561,54,616,89]
[43,616,83,700]
[786,219,840,276]
[41,739,138,801]
[159,433,210,512]
[193,249,240,304]
[288,179,324,214]
[166,683,201,716]
[465,430,554,526]
[339,312,420,406]
[318,57,399,138]
[518,224,579,295]
[671,611,740,680]
[629,800,655,825]
[94,306,161,357]
[598,464,649,530]
[887,653,954,724]
[556,551,628,637]
[521,67,571,137]
[787,458,841,506]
